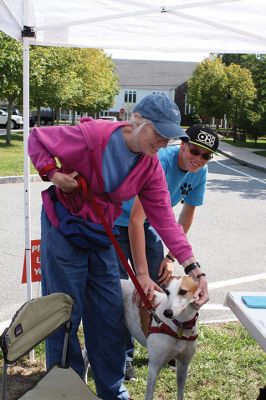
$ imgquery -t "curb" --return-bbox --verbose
[0,174,41,184]
[1,150,265,184]
[218,149,266,173]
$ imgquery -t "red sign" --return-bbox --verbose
[120,108,126,114]
[22,239,42,283]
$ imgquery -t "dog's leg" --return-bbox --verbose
[145,357,165,400]
[176,359,190,400]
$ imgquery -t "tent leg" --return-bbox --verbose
[23,37,32,302]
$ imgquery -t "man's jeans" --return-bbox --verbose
[41,208,128,400]
[116,222,164,361]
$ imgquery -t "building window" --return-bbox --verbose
[124,90,137,103]
[184,93,192,115]
[152,91,165,95]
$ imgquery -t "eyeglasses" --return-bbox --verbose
[187,143,213,161]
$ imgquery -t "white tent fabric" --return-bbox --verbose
[0,0,266,301]
[1,0,266,61]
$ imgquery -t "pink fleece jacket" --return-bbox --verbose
[28,118,193,264]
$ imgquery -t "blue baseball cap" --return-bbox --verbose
[133,94,189,141]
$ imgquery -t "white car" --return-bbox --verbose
[97,116,117,121]
[0,109,23,129]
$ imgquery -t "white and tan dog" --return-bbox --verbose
[121,276,199,400]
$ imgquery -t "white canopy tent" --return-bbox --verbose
[1,0,266,300]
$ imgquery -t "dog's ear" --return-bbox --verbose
[181,276,199,293]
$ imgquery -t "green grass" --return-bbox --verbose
[1,323,265,400]
[221,137,266,158]
[1,132,266,176]
[120,323,266,400]
[221,137,266,149]
[0,132,36,176]
[252,150,266,157]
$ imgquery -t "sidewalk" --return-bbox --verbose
[218,139,266,173]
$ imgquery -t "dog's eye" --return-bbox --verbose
[178,289,187,295]
[164,289,170,296]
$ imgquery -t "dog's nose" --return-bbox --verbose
[163,309,173,318]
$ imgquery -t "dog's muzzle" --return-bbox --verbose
[163,309,173,318]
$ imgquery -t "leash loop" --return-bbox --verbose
[75,175,156,312]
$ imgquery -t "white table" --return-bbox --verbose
[224,292,266,352]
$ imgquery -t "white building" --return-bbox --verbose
[99,59,198,120]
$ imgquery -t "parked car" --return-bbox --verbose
[1,106,21,116]
[0,109,23,129]
[97,116,117,121]
[29,108,55,127]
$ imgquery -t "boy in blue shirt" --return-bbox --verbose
[115,124,219,380]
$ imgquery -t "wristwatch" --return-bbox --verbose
[184,262,201,275]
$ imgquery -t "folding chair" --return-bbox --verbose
[0,293,100,399]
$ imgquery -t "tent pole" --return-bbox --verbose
[23,36,32,303]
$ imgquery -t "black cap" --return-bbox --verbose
[186,124,219,154]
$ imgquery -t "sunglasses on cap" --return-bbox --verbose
[187,143,213,161]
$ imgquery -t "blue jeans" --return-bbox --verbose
[41,208,128,400]
[116,223,164,362]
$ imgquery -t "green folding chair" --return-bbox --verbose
[0,293,100,399]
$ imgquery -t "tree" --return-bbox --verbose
[221,54,266,139]
[0,32,22,145]
[225,63,256,141]
[187,58,228,128]
[30,47,119,125]
[67,48,119,118]
[30,46,81,125]
[187,57,256,139]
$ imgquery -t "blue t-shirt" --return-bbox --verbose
[102,128,140,192]
[115,145,207,227]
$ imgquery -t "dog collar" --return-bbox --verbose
[172,312,199,330]
[148,312,199,342]
[149,323,198,341]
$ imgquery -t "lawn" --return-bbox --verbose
[1,132,266,177]
[0,132,36,176]
[221,137,266,149]
[253,150,266,157]
[1,323,265,400]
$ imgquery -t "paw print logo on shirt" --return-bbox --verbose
[180,182,192,204]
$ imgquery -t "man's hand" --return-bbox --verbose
[157,257,174,285]
[133,273,163,305]
[51,171,79,193]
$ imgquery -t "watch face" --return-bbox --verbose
[185,262,199,274]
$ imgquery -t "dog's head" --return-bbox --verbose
[162,276,198,319]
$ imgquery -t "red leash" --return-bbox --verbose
[76,176,159,317]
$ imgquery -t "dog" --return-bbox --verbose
[121,276,199,400]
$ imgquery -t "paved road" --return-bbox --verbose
[0,153,265,323]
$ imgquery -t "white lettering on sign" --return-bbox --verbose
[32,245,41,253]
[34,268,41,275]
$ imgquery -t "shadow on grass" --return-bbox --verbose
[253,150,266,157]
[0,369,45,400]
[0,133,23,147]
[221,138,266,150]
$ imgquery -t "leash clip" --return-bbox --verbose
[149,308,162,324]
[178,325,184,338]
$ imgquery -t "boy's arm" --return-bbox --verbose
[128,196,163,301]
[177,203,196,234]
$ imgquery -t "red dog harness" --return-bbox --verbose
[149,312,199,341]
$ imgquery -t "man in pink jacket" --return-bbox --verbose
[28,94,208,400]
